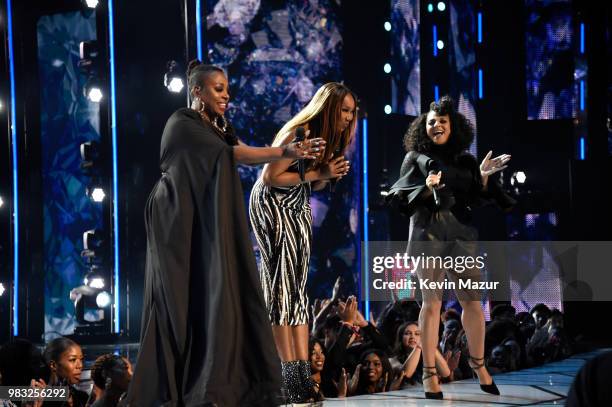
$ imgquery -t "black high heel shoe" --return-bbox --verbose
[469,356,500,395]
[422,366,443,399]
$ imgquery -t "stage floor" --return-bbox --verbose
[321,350,609,406]
[77,345,608,406]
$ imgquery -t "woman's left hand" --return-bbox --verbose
[480,150,511,178]
[282,135,326,160]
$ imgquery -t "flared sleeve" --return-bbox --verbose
[386,151,434,217]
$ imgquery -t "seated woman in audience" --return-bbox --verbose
[43,337,88,407]
[347,349,396,396]
[90,354,132,407]
[390,321,454,388]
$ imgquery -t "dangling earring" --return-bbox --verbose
[195,97,205,113]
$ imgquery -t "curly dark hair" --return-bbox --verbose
[403,96,475,157]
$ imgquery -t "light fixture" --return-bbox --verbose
[87,187,106,202]
[84,0,99,8]
[437,40,445,49]
[0,282,5,297]
[0,196,3,208]
[384,21,391,31]
[384,105,392,114]
[383,63,392,73]
[510,171,527,186]
[87,87,103,103]
[96,291,111,308]
[437,2,446,11]
[164,60,184,93]
[428,3,434,12]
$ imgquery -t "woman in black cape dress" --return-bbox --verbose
[126,62,324,407]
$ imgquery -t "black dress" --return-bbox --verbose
[126,108,282,406]
[388,149,515,301]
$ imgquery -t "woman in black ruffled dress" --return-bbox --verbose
[388,96,514,399]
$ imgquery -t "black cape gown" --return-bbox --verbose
[126,108,282,407]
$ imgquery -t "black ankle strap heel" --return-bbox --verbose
[469,356,500,396]
[422,366,443,399]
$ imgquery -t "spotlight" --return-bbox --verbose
[437,40,445,49]
[96,291,111,308]
[0,101,3,111]
[437,1,446,11]
[511,171,527,185]
[164,60,184,93]
[87,87,103,103]
[0,196,3,208]
[167,77,184,93]
[384,21,391,31]
[84,268,106,289]
[87,187,106,202]
[428,3,434,12]
[384,105,392,114]
[0,282,5,297]
[383,63,392,73]
[84,0,99,8]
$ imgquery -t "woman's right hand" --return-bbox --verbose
[425,171,443,191]
[319,156,350,180]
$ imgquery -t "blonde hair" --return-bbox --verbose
[272,82,358,169]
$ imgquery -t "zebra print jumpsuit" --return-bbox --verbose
[249,163,311,326]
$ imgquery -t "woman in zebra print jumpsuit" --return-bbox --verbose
[249,82,357,403]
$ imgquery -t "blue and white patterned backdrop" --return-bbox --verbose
[37,12,102,336]
[391,0,420,116]
[449,0,478,156]
[525,0,575,120]
[206,0,361,300]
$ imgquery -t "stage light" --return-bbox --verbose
[88,187,106,202]
[84,0,99,8]
[0,101,3,111]
[384,21,391,31]
[96,291,111,308]
[427,3,434,13]
[167,77,184,93]
[383,63,391,73]
[437,2,446,11]
[437,40,445,49]
[0,283,5,297]
[0,196,3,208]
[87,87,103,103]
[164,60,184,94]
[384,105,392,114]
[83,268,106,289]
[511,171,527,186]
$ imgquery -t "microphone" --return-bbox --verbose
[429,170,441,207]
[294,127,306,182]
[426,159,441,207]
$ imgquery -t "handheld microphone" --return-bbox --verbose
[428,170,441,207]
[294,127,306,182]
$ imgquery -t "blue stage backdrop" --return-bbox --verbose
[206,0,361,301]
[525,0,575,120]
[390,0,420,116]
[449,0,478,156]
[37,12,102,336]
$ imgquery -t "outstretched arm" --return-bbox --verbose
[233,137,324,165]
